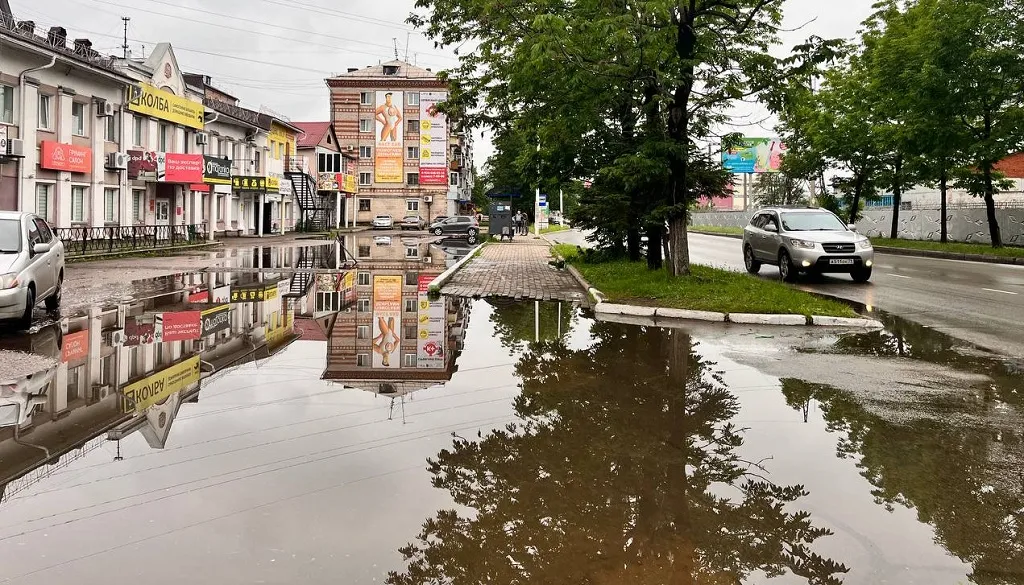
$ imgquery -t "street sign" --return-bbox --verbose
[538,194,547,203]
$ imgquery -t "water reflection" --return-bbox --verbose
[388,321,849,584]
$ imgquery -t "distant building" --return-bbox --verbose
[291,121,358,228]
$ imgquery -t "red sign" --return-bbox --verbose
[188,290,210,303]
[125,317,155,346]
[189,183,211,192]
[61,330,89,362]
[420,168,448,185]
[40,141,92,173]
[164,153,204,183]
[161,311,202,342]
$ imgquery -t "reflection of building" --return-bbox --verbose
[0,269,299,503]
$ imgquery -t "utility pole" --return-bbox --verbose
[121,17,130,58]
[535,141,540,236]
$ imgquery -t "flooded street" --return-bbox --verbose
[0,239,1021,584]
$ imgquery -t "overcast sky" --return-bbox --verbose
[10,0,875,166]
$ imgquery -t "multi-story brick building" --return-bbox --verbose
[326,60,463,224]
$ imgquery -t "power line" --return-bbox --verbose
[252,0,418,32]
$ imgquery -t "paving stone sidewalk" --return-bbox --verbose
[442,240,587,302]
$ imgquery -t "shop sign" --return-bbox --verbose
[267,174,281,191]
[159,310,202,342]
[40,141,92,173]
[126,83,205,130]
[342,174,357,193]
[127,150,203,182]
[203,155,232,184]
[211,285,231,303]
[229,281,279,303]
[232,176,267,192]
[201,304,231,336]
[124,317,155,346]
[61,330,89,363]
[188,289,210,303]
[318,172,339,191]
[121,356,201,413]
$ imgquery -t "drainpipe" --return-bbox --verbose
[17,55,57,214]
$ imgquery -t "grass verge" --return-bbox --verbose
[870,237,1024,258]
[691,225,743,236]
[527,223,571,235]
[553,244,857,318]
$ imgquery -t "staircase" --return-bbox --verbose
[285,156,333,232]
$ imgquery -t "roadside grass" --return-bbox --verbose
[870,237,1024,258]
[527,223,571,234]
[691,225,744,236]
[553,244,857,318]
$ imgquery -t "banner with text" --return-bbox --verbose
[374,91,404,183]
[126,83,205,129]
[371,275,403,368]
[121,356,201,413]
[416,275,445,369]
[721,137,786,174]
[419,92,448,185]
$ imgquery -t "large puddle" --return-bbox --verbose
[0,241,1021,584]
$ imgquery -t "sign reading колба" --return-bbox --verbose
[126,83,205,130]
[121,356,201,413]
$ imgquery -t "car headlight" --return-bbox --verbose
[856,238,873,250]
[789,239,817,250]
[0,273,19,289]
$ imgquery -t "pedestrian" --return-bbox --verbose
[513,211,522,236]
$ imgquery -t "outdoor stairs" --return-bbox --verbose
[286,245,330,298]
[285,163,332,232]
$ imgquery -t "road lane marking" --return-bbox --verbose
[888,274,912,279]
[981,288,1018,295]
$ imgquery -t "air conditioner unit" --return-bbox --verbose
[107,328,126,347]
[105,151,128,170]
[97,100,115,117]
[345,145,356,151]
[195,132,209,145]
[5,139,24,157]
[422,195,432,203]
[422,255,431,263]
[91,384,112,402]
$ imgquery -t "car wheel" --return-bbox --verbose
[45,272,63,311]
[433,227,443,236]
[18,286,35,330]
[851,266,872,283]
[468,228,479,236]
[743,245,761,274]
[779,250,798,282]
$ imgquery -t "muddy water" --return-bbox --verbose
[0,293,1019,584]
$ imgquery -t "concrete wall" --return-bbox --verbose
[691,208,1024,246]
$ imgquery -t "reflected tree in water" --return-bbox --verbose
[782,379,1023,584]
[388,322,848,584]
[486,299,574,353]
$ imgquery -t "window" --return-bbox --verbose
[0,85,13,124]
[358,172,372,186]
[407,119,419,133]
[406,199,419,212]
[71,102,86,136]
[405,246,418,259]
[403,354,417,367]
[357,271,370,286]
[359,146,372,158]
[132,189,145,221]
[318,152,342,173]
[357,244,370,258]
[71,186,87,223]
[37,94,52,129]
[360,119,373,133]
[404,272,417,286]
[360,92,372,105]
[35,184,51,221]
[133,115,143,146]
[33,219,53,243]
[404,299,416,313]
[232,143,240,166]
[450,172,460,186]
[383,65,399,76]
[104,188,119,223]
[403,325,416,340]
[183,131,191,154]
[407,146,419,160]
[407,173,419,186]
[357,298,370,312]
[104,113,118,142]
[316,292,340,313]
[407,92,420,106]
[254,150,261,173]
[358,198,371,211]
[356,354,370,367]
[159,123,169,151]
[357,325,370,340]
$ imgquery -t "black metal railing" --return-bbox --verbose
[54,223,209,257]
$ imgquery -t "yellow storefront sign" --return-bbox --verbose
[126,83,205,130]
[342,174,357,193]
[121,356,201,413]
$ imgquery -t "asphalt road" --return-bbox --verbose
[551,229,1024,357]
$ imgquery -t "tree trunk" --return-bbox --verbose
[669,217,689,275]
[849,175,863,226]
[939,165,948,244]
[982,164,1002,247]
[627,227,642,262]
[666,9,696,277]
[889,155,902,239]
[646,225,663,270]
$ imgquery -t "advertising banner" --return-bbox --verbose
[232,176,268,192]
[201,305,231,337]
[61,330,89,363]
[126,83,205,130]
[374,91,404,183]
[342,174,357,193]
[230,281,279,303]
[211,285,231,303]
[318,172,339,191]
[203,155,232,184]
[124,317,155,347]
[188,289,210,303]
[158,311,202,342]
[419,92,448,185]
[126,150,203,182]
[121,356,201,413]
[416,275,445,369]
[39,141,92,174]
[721,137,786,174]
[371,275,403,368]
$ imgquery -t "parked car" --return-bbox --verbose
[432,215,449,224]
[0,212,65,328]
[400,215,427,230]
[741,207,874,283]
[429,215,480,237]
[372,215,394,230]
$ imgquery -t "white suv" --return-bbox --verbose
[0,212,65,328]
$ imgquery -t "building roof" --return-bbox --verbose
[0,12,129,78]
[994,152,1024,179]
[327,59,438,81]
[292,122,332,148]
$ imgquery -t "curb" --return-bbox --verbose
[428,242,485,294]
[592,300,883,328]
[689,230,1023,266]
[67,242,222,263]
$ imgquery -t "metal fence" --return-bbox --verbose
[54,223,209,257]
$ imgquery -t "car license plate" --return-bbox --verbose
[829,259,855,265]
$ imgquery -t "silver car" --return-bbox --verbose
[0,212,65,327]
[742,207,874,282]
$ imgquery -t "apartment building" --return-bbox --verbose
[326,60,457,225]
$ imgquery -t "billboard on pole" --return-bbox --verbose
[374,91,404,183]
[721,137,786,174]
[419,92,449,185]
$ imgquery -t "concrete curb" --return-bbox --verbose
[428,243,485,293]
[689,229,1024,266]
[67,242,222,263]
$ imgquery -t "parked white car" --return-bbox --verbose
[0,212,65,328]
[372,215,394,229]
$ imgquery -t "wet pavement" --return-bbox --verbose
[0,238,1021,584]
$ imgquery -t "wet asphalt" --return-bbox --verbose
[0,236,1020,584]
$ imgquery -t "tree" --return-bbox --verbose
[751,172,809,207]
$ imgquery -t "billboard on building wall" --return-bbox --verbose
[419,92,449,185]
[371,275,403,368]
[721,137,786,174]
[374,91,404,183]
[416,275,445,369]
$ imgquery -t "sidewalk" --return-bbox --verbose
[441,240,587,302]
